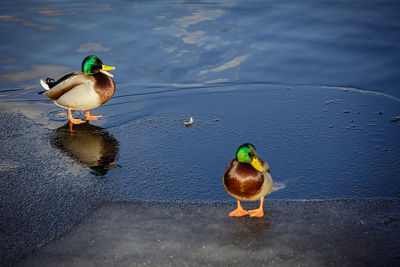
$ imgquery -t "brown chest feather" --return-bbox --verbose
[93,72,115,105]
[223,161,266,198]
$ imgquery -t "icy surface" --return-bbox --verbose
[20,199,400,266]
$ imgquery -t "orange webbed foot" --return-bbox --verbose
[248,208,264,218]
[85,110,102,121]
[229,200,248,217]
[85,114,102,121]
[229,207,249,217]
[69,118,84,124]
[68,107,84,124]
[248,197,265,217]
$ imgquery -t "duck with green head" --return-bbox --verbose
[223,143,273,217]
[40,55,116,124]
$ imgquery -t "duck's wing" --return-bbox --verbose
[49,73,76,89]
[42,72,93,101]
[40,73,76,91]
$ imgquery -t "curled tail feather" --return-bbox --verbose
[40,78,57,90]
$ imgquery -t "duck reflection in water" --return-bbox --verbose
[51,122,119,176]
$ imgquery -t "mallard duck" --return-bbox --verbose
[223,143,273,217]
[40,55,116,124]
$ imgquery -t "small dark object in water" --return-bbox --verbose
[389,116,400,122]
[383,217,397,225]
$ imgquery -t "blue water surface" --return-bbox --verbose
[0,0,399,200]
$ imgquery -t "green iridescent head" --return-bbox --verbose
[81,55,115,76]
[236,143,264,172]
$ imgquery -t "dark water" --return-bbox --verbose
[0,0,399,200]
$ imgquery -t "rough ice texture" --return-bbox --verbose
[19,199,400,266]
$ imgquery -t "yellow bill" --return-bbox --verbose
[101,64,116,77]
[250,156,264,172]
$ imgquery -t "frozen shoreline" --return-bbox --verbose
[19,199,400,266]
